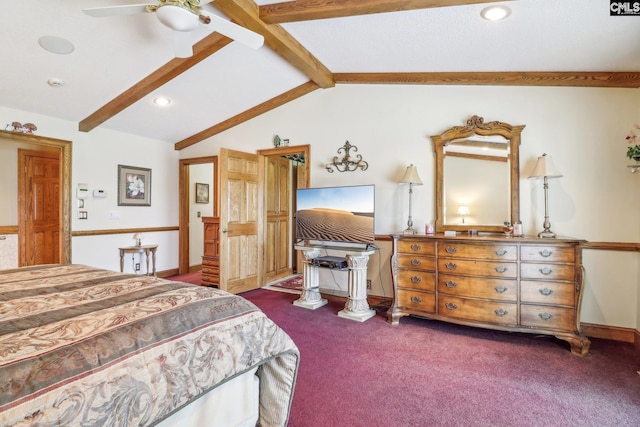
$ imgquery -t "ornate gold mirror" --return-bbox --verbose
[431,116,525,233]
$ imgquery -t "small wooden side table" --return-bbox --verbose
[119,244,158,276]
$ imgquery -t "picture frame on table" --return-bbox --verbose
[118,165,151,206]
[195,182,209,204]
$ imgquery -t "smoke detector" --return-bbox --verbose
[47,78,65,87]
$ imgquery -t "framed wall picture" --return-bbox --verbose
[195,182,209,204]
[118,165,151,206]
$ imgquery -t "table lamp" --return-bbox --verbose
[133,233,143,246]
[528,153,563,238]
[399,164,423,234]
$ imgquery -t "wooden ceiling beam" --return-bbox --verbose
[260,0,511,24]
[78,33,233,133]
[174,81,319,150]
[333,72,640,88]
[214,0,335,89]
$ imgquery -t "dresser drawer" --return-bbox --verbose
[202,256,219,268]
[398,240,436,255]
[520,245,575,263]
[438,274,517,301]
[521,281,575,306]
[397,290,436,313]
[438,242,517,261]
[398,254,435,271]
[438,259,516,278]
[438,296,517,325]
[398,270,435,291]
[521,305,576,332]
[520,263,575,281]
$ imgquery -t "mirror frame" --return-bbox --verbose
[431,115,525,233]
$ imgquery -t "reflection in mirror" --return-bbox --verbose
[444,135,509,226]
[431,116,525,233]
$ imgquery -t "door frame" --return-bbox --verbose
[0,130,71,264]
[257,144,311,279]
[177,145,310,280]
[178,156,218,275]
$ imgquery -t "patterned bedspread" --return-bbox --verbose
[0,265,299,426]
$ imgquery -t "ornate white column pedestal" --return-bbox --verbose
[338,252,376,322]
[293,247,328,310]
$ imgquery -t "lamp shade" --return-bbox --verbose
[528,153,563,179]
[398,164,423,185]
[457,205,470,216]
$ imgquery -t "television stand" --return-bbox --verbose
[294,245,375,322]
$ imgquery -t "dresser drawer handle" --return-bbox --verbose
[411,244,422,251]
[539,267,553,275]
[495,266,508,273]
[445,262,457,270]
[494,286,508,293]
[445,302,458,310]
[411,276,422,283]
[445,280,457,288]
[494,309,509,317]
[539,288,553,296]
[445,246,458,254]
[539,312,553,321]
[410,296,422,304]
[411,258,422,266]
[539,249,553,257]
[495,249,507,256]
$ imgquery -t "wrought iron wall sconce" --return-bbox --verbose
[325,141,368,173]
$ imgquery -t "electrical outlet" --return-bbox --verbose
[135,263,140,271]
[366,279,372,289]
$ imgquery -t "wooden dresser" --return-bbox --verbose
[388,234,591,356]
[201,216,220,287]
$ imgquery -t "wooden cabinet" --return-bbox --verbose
[388,234,591,356]
[201,216,220,286]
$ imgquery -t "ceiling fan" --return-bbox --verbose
[83,0,264,58]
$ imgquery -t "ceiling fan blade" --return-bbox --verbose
[173,31,194,58]
[201,11,264,49]
[83,4,150,17]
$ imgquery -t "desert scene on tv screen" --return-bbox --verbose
[296,208,374,244]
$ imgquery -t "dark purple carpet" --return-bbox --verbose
[242,288,640,427]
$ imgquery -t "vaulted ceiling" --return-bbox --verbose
[3,0,640,150]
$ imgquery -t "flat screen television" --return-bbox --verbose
[295,184,375,247]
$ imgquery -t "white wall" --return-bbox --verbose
[0,105,180,274]
[180,84,640,330]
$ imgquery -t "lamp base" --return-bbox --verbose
[537,230,556,239]
[402,227,417,235]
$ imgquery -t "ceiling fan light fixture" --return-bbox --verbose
[480,5,511,21]
[156,5,199,31]
[153,96,172,106]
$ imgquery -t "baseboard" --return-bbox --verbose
[581,322,639,344]
[188,264,202,273]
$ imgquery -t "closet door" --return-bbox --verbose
[265,156,291,281]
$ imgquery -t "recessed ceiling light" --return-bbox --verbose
[153,96,172,106]
[480,5,511,21]
[38,36,75,55]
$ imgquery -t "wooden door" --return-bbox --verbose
[218,148,263,294]
[18,149,61,266]
[265,156,292,281]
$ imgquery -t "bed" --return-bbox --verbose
[0,264,299,426]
